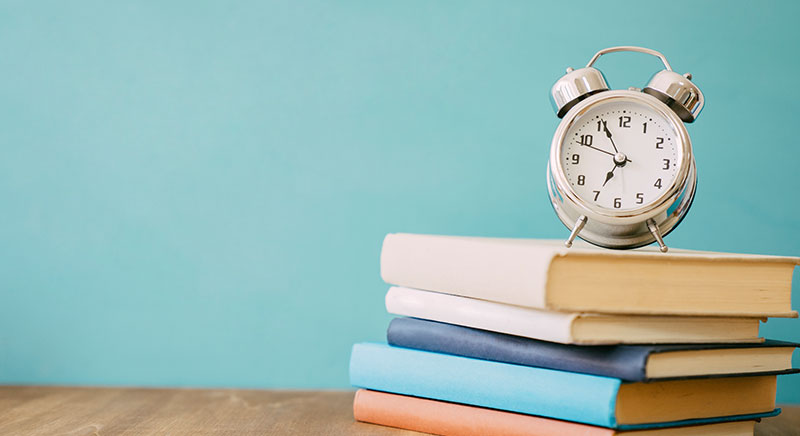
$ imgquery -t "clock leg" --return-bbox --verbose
[565,215,588,248]
[646,219,669,253]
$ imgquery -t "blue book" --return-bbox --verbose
[349,343,780,430]
[387,317,799,382]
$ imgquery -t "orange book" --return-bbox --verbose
[352,389,757,436]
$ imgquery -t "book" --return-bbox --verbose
[386,287,764,344]
[387,317,799,381]
[349,343,779,429]
[380,233,799,317]
[353,389,761,436]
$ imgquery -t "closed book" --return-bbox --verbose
[380,233,799,317]
[349,343,779,429]
[386,287,763,344]
[387,317,799,381]
[353,389,761,436]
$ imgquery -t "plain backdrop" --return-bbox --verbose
[1,1,799,402]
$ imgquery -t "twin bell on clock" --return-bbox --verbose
[546,46,704,253]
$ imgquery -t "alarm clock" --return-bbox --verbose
[546,46,703,252]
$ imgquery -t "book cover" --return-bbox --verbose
[380,233,798,317]
[349,342,778,429]
[387,317,799,381]
[385,286,763,344]
[354,389,761,436]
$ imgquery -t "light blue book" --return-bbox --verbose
[349,343,781,430]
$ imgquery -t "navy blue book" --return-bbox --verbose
[387,317,799,382]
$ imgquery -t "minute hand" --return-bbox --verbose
[602,120,619,153]
[575,141,632,163]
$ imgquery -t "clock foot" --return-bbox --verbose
[646,219,668,253]
[565,215,588,248]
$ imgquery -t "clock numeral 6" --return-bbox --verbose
[614,197,622,208]
[572,154,580,164]
[577,175,585,185]
[618,116,631,128]
[654,178,663,189]
[656,137,664,149]
[662,159,670,170]
[636,192,644,204]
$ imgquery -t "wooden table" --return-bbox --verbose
[0,387,797,435]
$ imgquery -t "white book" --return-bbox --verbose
[380,233,799,317]
[385,286,763,345]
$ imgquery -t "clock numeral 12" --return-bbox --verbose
[619,116,631,128]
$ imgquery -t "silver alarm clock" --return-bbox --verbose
[547,46,704,252]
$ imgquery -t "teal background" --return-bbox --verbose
[1,0,799,402]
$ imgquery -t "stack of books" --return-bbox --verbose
[350,233,799,436]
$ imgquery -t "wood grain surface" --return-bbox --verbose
[0,386,796,435]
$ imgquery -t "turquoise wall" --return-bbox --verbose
[1,1,799,402]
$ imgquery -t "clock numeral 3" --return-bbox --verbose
[662,159,670,170]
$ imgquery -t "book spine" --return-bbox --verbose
[349,343,621,428]
[354,389,615,436]
[385,287,578,343]
[386,317,649,381]
[380,233,556,308]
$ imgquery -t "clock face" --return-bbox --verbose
[559,99,681,212]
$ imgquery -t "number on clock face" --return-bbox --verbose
[560,100,679,211]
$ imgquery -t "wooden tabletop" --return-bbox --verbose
[0,386,797,435]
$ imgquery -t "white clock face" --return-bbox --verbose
[560,99,680,212]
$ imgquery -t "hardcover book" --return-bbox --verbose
[349,343,779,429]
[386,287,763,344]
[380,233,799,317]
[387,317,798,381]
[354,389,762,436]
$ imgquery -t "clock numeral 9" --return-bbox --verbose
[636,192,644,204]
[614,197,622,208]
[662,159,670,170]
[579,134,593,146]
[654,178,662,189]
[572,154,580,164]
[577,175,585,185]
[618,116,631,128]
[655,137,664,149]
